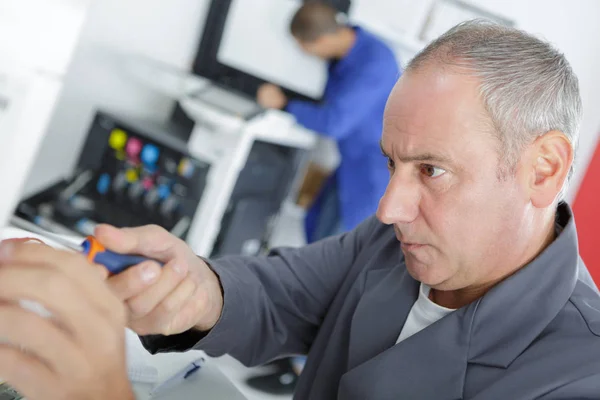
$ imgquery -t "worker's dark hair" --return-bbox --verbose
[290,2,342,42]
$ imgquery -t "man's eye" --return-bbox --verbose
[421,164,446,178]
[386,157,395,169]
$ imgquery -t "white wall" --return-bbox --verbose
[24,0,211,194]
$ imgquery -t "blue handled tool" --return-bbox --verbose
[10,216,162,274]
[78,235,159,274]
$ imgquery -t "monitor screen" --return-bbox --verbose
[216,0,328,99]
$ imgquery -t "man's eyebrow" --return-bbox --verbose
[379,140,389,156]
[379,140,452,165]
[398,153,453,165]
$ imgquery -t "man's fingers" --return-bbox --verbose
[0,241,102,283]
[0,303,87,376]
[0,244,120,322]
[125,261,188,320]
[0,266,112,340]
[131,277,197,335]
[93,224,140,254]
[0,239,135,399]
[94,224,183,262]
[106,261,161,301]
[92,262,110,280]
[0,345,56,400]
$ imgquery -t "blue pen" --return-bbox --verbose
[150,357,205,396]
[184,362,202,379]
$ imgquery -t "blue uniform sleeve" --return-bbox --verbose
[286,62,398,140]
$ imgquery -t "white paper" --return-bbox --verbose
[125,329,205,386]
[217,0,327,99]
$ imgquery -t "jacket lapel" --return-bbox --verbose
[343,252,477,400]
[347,264,418,370]
[340,306,474,399]
[334,203,583,399]
[467,203,581,367]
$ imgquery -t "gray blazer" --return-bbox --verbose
[143,203,600,399]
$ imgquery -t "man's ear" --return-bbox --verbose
[528,130,573,208]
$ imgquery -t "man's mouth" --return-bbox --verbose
[401,242,426,251]
[394,228,426,250]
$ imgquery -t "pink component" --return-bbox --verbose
[142,177,154,190]
[126,138,143,158]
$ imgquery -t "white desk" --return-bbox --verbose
[126,329,247,400]
[132,360,246,400]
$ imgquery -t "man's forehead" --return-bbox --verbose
[380,107,461,156]
[381,69,497,165]
[379,135,454,166]
[387,69,490,128]
[387,67,482,111]
[380,121,454,162]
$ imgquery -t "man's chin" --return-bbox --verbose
[404,258,432,283]
[404,256,450,287]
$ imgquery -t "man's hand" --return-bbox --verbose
[257,83,288,109]
[0,241,134,400]
[94,224,224,336]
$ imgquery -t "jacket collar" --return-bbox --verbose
[340,204,583,398]
[467,202,580,367]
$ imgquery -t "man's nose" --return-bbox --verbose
[376,176,420,225]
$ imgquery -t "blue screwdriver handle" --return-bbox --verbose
[93,251,157,274]
[81,236,163,274]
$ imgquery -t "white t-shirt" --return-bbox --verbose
[396,284,455,344]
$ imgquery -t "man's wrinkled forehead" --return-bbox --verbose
[381,68,497,163]
[384,69,492,136]
[388,65,482,109]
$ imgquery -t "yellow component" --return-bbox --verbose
[178,158,188,175]
[125,169,138,183]
[109,129,128,150]
[115,150,126,161]
[178,158,195,177]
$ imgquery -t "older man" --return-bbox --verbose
[0,20,598,400]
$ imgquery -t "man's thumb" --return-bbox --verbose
[94,224,180,261]
[94,224,136,253]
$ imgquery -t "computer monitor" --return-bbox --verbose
[217,0,327,99]
[171,0,350,131]
[192,0,350,99]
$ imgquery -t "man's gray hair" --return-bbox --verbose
[408,20,582,199]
